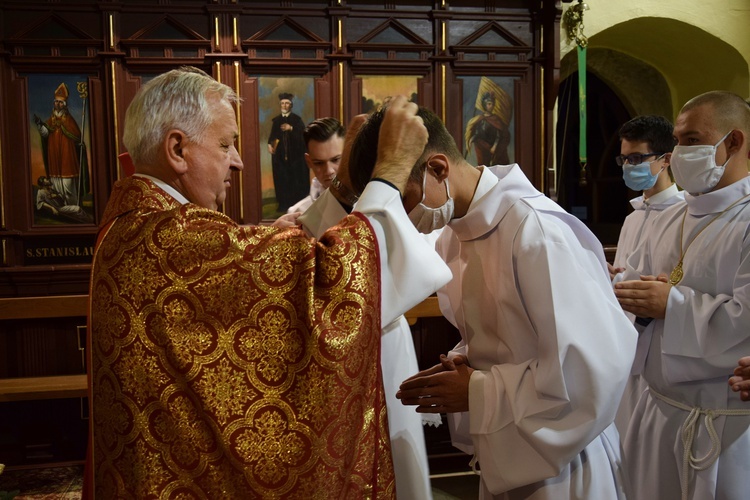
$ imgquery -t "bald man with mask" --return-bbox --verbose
[615,91,750,500]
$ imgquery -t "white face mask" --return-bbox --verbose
[671,131,733,194]
[408,170,454,234]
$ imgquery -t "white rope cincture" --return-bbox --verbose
[650,388,750,500]
[469,454,480,475]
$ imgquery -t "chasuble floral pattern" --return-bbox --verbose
[88,176,393,498]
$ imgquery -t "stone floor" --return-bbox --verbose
[431,471,481,499]
[0,464,82,499]
[0,464,481,499]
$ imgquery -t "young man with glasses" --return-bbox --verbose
[610,115,683,447]
[610,115,683,279]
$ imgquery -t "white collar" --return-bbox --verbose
[133,173,190,205]
[685,175,750,216]
[644,183,680,206]
[467,166,499,212]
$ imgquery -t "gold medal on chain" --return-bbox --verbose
[670,192,750,288]
[669,261,684,286]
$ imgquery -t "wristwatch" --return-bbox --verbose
[330,176,359,207]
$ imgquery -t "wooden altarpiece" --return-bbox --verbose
[0,0,567,469]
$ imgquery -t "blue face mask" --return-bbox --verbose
[622,162,663,191]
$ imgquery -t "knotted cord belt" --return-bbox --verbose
[650,388,750,500]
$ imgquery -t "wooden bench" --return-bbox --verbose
[0,294,441,401]
[0,374,88,402]
[404,296,443,325]
[0,294,88,402]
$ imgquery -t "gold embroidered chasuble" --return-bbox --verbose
[86,176,394,498]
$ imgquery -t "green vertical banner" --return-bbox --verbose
[577,44,587,172]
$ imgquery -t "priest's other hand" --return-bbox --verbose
[396,354,473,413]
[272,212,301,228]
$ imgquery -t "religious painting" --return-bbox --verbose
[27,73,95,225]
[461,76,516,166]
[0,149,3,230]
[258,76,315,218]
[360,75,419,114]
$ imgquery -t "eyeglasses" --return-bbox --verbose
[615,153,665,167]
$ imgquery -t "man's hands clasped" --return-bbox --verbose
[397,354,473,413]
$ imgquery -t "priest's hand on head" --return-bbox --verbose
[371,95,427,196]
[396,354,472,413]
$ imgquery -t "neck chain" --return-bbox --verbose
[669,191,750,285]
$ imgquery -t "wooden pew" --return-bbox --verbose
[404,296,443,325]
[0,295,88,402]
[0,294,441,401]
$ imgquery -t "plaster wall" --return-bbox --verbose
[560,0,750,113]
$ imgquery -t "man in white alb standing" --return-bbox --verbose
[287,117,344,214]
[615,90,750,500]
[299,99,442,500]
[609,115,682,445]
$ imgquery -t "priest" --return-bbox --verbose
[84,68,450,498]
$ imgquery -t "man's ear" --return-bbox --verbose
[426,154,450,181]
[725,129,745,157]
[304,152,314,170]
[663,152,671,167]
[165,129,188,174]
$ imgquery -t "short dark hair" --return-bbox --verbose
[348,105,463,194]
[303,117,345,148]
[618,115,675,154]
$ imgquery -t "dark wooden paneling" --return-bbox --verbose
[0,0,565,471]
